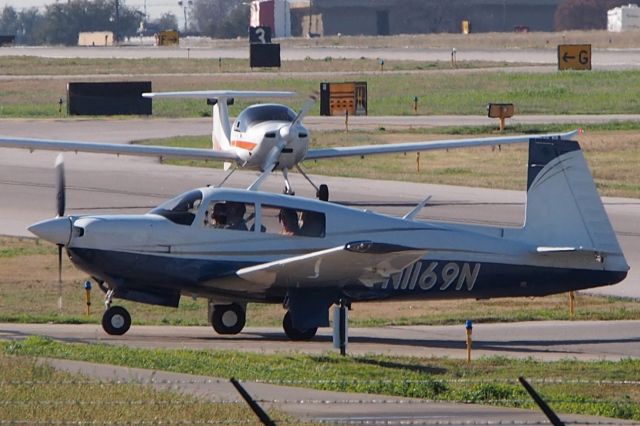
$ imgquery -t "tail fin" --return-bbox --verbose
[208,97,232,152]
[522,138,628,271]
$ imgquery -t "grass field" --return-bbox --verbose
[3,337,640,421]
[2,58,640,117]
[0,352,262,424]
[1,236,639,328]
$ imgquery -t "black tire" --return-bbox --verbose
[282,311,317,341]
[102,306,131,336]
[317,184,329,202]
[211,303,246,335]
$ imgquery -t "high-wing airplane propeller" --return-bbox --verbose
[11,133,629,341]
[0,89,579,201]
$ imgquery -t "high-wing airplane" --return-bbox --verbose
[20,135,628,340]
[0,90,579,199]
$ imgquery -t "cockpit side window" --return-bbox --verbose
[150,190,203,226]
[203,201,255,232]
[261,205,325,237]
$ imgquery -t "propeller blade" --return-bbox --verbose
[57,244,63,312]
[291,94,317,129]
[55,153,65,217]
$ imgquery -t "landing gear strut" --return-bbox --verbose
[282,311,317,341]
[295,165,329,201]
[210,303,246,335]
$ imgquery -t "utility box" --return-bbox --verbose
[155,30,179,46]
[320,82,368,116]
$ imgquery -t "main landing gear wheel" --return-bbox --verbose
[317,184,329,202]
[102,306,131,336]
[211,303,246,335]
[282,311,317,341]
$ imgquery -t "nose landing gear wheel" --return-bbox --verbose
[283,311,317,341]
[102,306,131,336]
[211,303,246,335]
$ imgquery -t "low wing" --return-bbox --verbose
[0,137,239,161]
[236,241,427,289]
[305,130,579,160]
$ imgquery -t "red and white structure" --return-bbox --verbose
[250,0,291,38]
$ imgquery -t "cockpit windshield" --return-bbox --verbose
[234,104,297,132]
[150,189,203,226]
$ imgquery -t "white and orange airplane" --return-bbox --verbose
[0,90,577,200]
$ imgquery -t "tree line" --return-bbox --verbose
[0,0,247,45]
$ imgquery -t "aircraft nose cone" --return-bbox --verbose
[28,217,71,246]
[279,125,290,141]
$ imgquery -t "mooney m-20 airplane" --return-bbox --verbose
[2,133,629,339]
[0,90,578,198]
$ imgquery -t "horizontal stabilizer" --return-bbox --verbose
[236,241,427,289]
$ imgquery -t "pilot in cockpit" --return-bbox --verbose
[210,203,227,228]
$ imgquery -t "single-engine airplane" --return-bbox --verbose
[0,90,578,199]
[14,134,628,340]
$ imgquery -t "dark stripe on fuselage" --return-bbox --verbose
[68,248,627,304]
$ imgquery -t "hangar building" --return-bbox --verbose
[290,0,562,36]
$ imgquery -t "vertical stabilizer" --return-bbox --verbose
[211,98,231,152]
[522,138,627,271]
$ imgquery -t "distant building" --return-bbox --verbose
[290,0,562,37]
[78,32,114,46]
[607,3,640,32]
[250,0,291,38]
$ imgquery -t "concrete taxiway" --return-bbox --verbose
[4,321,640,360]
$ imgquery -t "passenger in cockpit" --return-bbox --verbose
[279,208,300,236]
[226,202,248,231]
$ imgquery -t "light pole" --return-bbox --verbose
[114,0,120,43]
[178,0,193,33]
